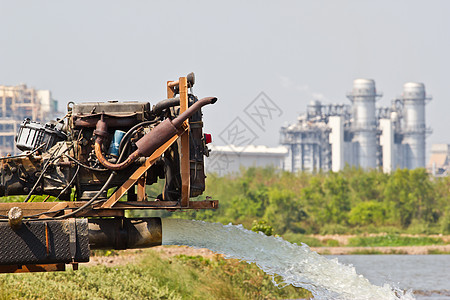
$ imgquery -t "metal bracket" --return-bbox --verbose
[68,218,77,262]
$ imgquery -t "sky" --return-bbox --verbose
[0,0,448,156]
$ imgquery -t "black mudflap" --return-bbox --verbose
[0,219,90,265]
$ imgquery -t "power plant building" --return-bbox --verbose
[206,145,288,176]
[427,144,450,177]
[0,84,58,155]
[281,79,431,173]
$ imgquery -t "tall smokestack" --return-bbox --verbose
[401,82,429,169]
[347,79,380,169]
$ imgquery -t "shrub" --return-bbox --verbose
[251,220,274,236]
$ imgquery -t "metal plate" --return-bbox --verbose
[0,219,90,265]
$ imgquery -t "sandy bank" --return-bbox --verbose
[86,244,450,267]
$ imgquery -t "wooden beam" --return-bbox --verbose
[179,77,190,207]
[167,81,175,98]
[137,173,146,201]
[0,199,217,218]
[106,200,218,210]
[39,202,68,219]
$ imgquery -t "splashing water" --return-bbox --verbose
[162,219,415,300]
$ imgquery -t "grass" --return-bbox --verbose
[323,239,340,247]
[280,232,449,248]
[282,232,326,247]
[347,235,446,247]
[349,249,407,255]
[0,250,311,300]
[282,233,342,247]
[427,249,450,255]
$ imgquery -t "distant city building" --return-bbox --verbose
[281,79,432,173]
[428,144,449,177]
[206,145,288,175]
[0,84,58,155]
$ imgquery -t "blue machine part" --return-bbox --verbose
[108,130,126,157]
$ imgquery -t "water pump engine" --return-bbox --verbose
[0,73,218,273]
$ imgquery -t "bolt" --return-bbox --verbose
[8,207,23,229]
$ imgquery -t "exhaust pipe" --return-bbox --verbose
[88,217,162,250]
[94,97,217,170]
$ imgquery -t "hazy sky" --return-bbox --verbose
[1,1,448,155]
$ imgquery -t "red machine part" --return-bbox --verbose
[204,133,212,144]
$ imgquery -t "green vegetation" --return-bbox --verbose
[347,235,446,247]
[6,165,448,237]
[0,250,311,300]
[139,166,450,237]
[348,249,384,255]
[348,249,407,255]
[427,249,450,254]
[251,220,274,236]
[281,233,325,247]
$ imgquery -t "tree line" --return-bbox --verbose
[155,167,449,235]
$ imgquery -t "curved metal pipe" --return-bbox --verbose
[135,97,218,157]
[152,97,180,115]
[94,141,140,171]
[172,97,217,128]
[93,114,141,171]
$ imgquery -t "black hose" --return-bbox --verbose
[122,200,180,208]
[23,144,68,203]
[54,171,116,219]
[151,97,180,115]
[117,120,159,162]
[0,143,46,161]
[54,165,80,200]
[65,155,110,172]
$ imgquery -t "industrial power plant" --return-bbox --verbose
[208,79,437,175]
[281,79,432,173]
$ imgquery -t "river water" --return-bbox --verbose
[161,219,416,300]
[327,255,450,300]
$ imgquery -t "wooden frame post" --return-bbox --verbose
[178,77,190,207]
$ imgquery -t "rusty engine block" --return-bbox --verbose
[0,73,215,203]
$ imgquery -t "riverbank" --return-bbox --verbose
[311,244,450,255]
[87,243,450,268]
[1,247,311,300]
[307,233,450,245]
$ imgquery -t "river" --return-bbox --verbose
[327,255,450,300]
